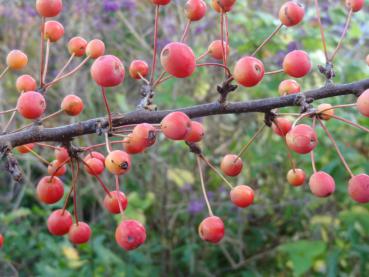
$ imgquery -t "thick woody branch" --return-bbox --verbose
[1,78,367,148]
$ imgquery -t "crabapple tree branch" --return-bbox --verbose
[1,77,368,148]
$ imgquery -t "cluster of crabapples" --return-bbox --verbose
[0,0,367,250]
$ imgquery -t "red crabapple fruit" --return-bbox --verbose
[208,40,230,60]
[129,60,149,80]
[86,39,105,59]
[17,91,46,119]
[161,111,192,140]
[317,103,334,121]
[36,0,63,17]
[185,0,207,21]
[230,185,254,208]
[103,191,128,214]
[198,216,224,244]
[68,36,87,57]
[44,21,64,42]
[61,95,84,116]
[7,50,28,70]
[16,75,37,92]
[357,89,369,117]
[287,168,306,187]
[272,118,292,137]
[283,50,311,78]
[160,42,196,78]
[278,79,301,95]
[47,160,67,176]
[184,121,205,143]
[233,56,265,87]
[286,124,318,154]
[115,220,146,251]
[124,134,147,154]
[55,147,69,163]
[68,222,92,244]
[84,157,105,176]
[132,123,157,147]
[105,150,131,175]
[211,0,236,13]
[36,176,64,204]
[90,55,125,87]
[151,0,171,5]
[346,0,364,12]
[279,1,305,27]
[47,209,73,236]
[309,171,335,197]
[0,234,3,248]
[220,154,243,177]
[348,174,369,203]
[16,143,35,154]
[83,151,105,163]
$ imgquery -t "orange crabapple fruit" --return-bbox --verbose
[36,176,64,204]
[357,89,369,117]
[230,185,254,208]
[105,150,131,175]
[44,20,64,42]
[54,147,70,163]
[208,40,230,60]
[15,143,35,154]
[220,154,243,177]
[129,60,149,80]
[36,0,63,17]
[278,79,301,96]
[317,103,334,121]
[287,168,306,187]
[211,0,236,13]
[68,36,87,57]
[184,121,205,143]
[86,39,105,59]
[6,50,28,70]
[16,75,37,92]
[61,95,84,116]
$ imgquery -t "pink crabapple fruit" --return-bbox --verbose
[129,60,149,80]
[54,147,69,163]
[16,75,37,92]
[68,36,87,57]
[278,79,301,95]
[287,168,306,187]
[105,150,131,175]
[47,209,73,236]
[115,220,146,251]
[68,222,92,244]
[44,21,64,42]
[61,95,84,116]
[185,0,207,21]
[230,185,254,208]
[208,40,230,60]
[47,160,67,176]
[36,0,63,18]
[309,171,336,198]
[83,151,105,163]
[90,55,125,87]
[220,154,243,177]
[86,39,105,59]
[17,91,46,119]
[283,50,311,78]
[84,157,105,176]
[317,103,334,121]
[233,56,265,87]
[160,42,196,78]
[6,50,28,70]
[356,89,369,117]
[211,0,236,13]
[161,111,192,140]
[36,176,64,204]
[279,1,305,27]
[15,143,35,154]
[348,174,369,203]
[272,118,292,137]
[198,216,225,244]
[132,123,157,147]
[286,124,318,154]
[103,190,128,214]
[184,121,205,143]
[346,0,364,12]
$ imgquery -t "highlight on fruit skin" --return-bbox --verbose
[309,171,336,198]
[198,216,225,244]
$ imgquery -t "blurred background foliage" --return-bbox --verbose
[0,0,369,276]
